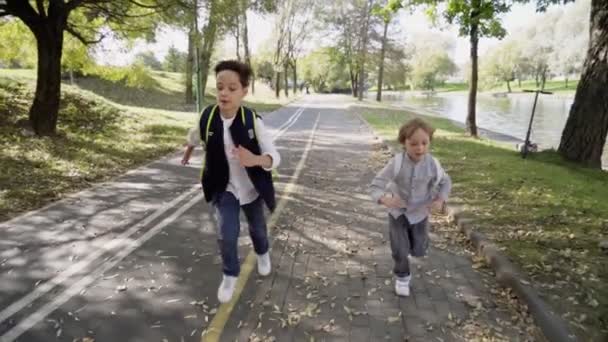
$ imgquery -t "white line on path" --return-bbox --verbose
[0,104,310,341]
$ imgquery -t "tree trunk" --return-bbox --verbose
[69,69,74,85]
[558,0,608,168]
[236,36,241,60]
[199,0,220,102]
[350,69,358,97]
[274,71,281,98]
[467,3,480,137]
[283,61,289,97]
[234,0,241,60]
[185,26,195,104]
[376,19,389,102]
[518,78,522,88]
[292,59,297,94]
[357,0,373,101]
[241,0,254,94]
[506,80,511,93]
[541,67,547,90]
[30,18,66,136]
[565,77,569,88]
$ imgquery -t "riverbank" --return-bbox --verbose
[352,103,608,341]
[397,80,579,95]
[370,90,608,169]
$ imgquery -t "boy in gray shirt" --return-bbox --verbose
[370,118,451,296]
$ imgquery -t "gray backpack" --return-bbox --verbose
[393,152,444,196]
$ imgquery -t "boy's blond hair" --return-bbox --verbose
[397,118,435,145]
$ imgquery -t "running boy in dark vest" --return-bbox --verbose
[181,60,280,303]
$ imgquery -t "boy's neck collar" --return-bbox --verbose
[220,106,241,119]
[406,152,426,163]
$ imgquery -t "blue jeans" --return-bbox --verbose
[213,192,269,276]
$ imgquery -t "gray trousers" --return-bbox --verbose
[389,214,429,278]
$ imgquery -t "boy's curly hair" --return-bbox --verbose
[214,60,252,87]
[397,118,435,145]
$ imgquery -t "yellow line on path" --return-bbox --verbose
[202,113,321,342]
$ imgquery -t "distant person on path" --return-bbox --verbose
[370,118,452,297]
[181,60,280,303]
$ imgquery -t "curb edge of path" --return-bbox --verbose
[445,204,577,342]
[351,108,578,342]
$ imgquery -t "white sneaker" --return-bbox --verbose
[257,252,271,276]
[217,275,237,303]
[395,276,411,297]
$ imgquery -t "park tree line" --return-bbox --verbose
[0,0,606,168]
[294,0,605,167]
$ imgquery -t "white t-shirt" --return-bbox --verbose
[187,113,280,205]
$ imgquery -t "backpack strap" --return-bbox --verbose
[393,152,404,179]
[393,152,444,190]
[431,156,444,190]
[200,104,218,144]
[201,105,259,143]
[240,106,260,139]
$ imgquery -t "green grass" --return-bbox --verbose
[0,77,193,221]
[0,68,290,221]
[485,79,579,94]
[357,105,608,341]
[1,68,285,113]
[435,82,468,92]
[0,68,38,81]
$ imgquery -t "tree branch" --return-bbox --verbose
[66,0,90,12]
[35,0,46,18]
[127,0,166,9]
[83,2,165,19]
[66,23,105,44]
[3,0,40,31]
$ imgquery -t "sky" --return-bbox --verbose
[94,2,551,68]
[94,11,273,65]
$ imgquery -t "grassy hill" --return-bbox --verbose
[0,68,292,221]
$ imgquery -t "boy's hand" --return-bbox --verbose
[235,145,259,167]
[181,146,194,165]
[380,195,407,209]
[429,198,445,211]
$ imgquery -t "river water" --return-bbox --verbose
[376,91,607,169]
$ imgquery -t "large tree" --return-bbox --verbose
[319,0,382,98]
[441,0,509,136]
[388,0,509,136]
[157,0,199,104]
[388,0,606,167]
[511,0,606,167]
[0,0,171,136]
[372,3,395,101]
[357,0,374,101]
[270,0,314,98]
[557,0,607,167]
